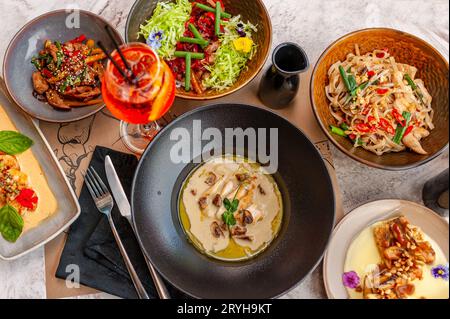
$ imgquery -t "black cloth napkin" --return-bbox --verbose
[56,146,188,299]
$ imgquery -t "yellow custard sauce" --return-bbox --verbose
[344,222,449,299]
[0,104,58,234]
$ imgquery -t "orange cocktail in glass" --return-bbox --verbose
[102,42,175,153]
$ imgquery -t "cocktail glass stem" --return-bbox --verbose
[120,120,160,154]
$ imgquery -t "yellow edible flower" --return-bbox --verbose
[233,37,254,53]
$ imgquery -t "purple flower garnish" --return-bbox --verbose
[236,23,246,37]
[431,264,449,281]
[342,271,360,289]
[146,31,164,50]
[237,29,247,37]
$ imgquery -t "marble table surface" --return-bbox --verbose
[0,0,448,299]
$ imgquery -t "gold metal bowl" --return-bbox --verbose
[125,0,272,100]
[311,28,449,170]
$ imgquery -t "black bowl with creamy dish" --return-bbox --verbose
[131,104,335,298]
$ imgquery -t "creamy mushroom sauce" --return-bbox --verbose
[179,156,283,261]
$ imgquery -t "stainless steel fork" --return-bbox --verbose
[84,166,150,299]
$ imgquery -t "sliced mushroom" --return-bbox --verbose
[235,173,250,182]
[230,225,247,236]
[205,172,217,186]
[198,196,208,210]
[210,221,224,238]
[258,184,266,195]
[219,221,228,232]
[233,235,253,241]
[242,210,254,225]
[212,194,222,207]
[235,209,254,226]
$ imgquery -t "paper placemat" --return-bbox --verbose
[41,70,344,298]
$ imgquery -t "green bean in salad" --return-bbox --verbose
[185,53,192,92]
[215,2,222,36]
[188,23,206,42]
[195,2,232,18]
[174,51,205,59]
[180,37,209,47]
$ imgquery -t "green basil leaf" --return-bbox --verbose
[0,131,33,155]
[231,199,239,212]
[0,205,24,243]
[222,211,236,226]
[223,198,231,210]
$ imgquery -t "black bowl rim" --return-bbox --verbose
[310,27,449,171]
[131,103,336,298]
[124,0,273,101]
[2,9,124,123]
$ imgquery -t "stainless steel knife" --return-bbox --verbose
[105,155,170,299]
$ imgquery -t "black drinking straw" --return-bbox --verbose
[104,25,137,81]
[97,41,131,83]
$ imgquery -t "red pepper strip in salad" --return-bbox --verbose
[361,105,370,115]
[392,108,406,126]
[376,88,389,95]
[379,118,395,135]
[356,123,372,133]
[403,125,414,137]
[68,34,87,43]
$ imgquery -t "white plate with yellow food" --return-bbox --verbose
[0,78,80,260]
[323,199,449,299]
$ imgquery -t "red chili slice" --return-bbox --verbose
[379,118,395,135]
[356,123,371,133]
[376,52,385,58]
[361,105,370,115]
[403,125,414,137]
[68,34,86,43]
[367,116,376,123]
[41,68,53,78]
[392,108,406,126]
[367,70,375,78]
[376,88,389,95]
